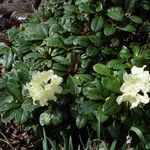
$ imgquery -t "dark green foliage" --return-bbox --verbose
[0,0,150,149]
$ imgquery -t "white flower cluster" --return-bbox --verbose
[116,65,150,109]
[27,70,63,106]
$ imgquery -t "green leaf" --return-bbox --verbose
[47,18,63,33]
[96,106,109,123]
[23,52,42,61]
[80,101,99,115]
[0,42,10,53]
[78,2,94,13]
[131,57,149,67]
[3,108,19,123]
[82,81,104,100]
[107,59,128,70]
[7,27,19,41]
[130,126,146,145]
[91,16,104,32]
[129,44,141,56]
[0,79,7,89]
[86,46,99,57]
[102,76,121,92]
[13,61,29,84]
[47,137,56,150]
[51,112,62,126]
[23,23,47,40]
[52,63,67,71]
[128,15,143,24]
[118,24,136,32]
[95,106,109,138]
[75,0,90,5]
[119,46,132,61]
[64,35,76,46]
[15,108,23,123]
[53,55,70,65]
[89,32,102,47]
[110,141,117,150]
[22,100,37,112]
[102,46,117,55]
[93,64,111,76]
[67,76,81,95]
[42,128,49,150]
[63,22,81,34]
[46,36,64,48]
[74,74,94,83]
[81,59,91,69]
[104,25,116,36]
[6,80,23,102]
[69,136,74,150]
[76,115,87,129]
[107,7,124,21]
[73,36,91,47]
[103,95,122,115]
[96,2,103,12]
[0,96,14,112]
[2,50,13,70]
[141,48,150,57]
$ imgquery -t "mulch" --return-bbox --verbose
[0,121,42,150]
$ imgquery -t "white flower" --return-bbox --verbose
[116,92,149,109]
[116,66,150,109]
[120,66,150,94]
[27,70,63,106]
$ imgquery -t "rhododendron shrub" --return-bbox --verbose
[0,0,150,149]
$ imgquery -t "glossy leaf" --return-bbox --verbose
[131,57,148,67]
[119,46,132,61]
[93,64,111,76]
[107,59,128,70]
[96,106,109,123]
[80,101,99,115]
[107,7,124,21]
[6,80,23,102]
[86,46,99,56]
[3,108,20,123]
[118,24,136,32]
[103,95,122,115]
[46,36,64,48]
[67,76,81,95]
[73,36,91,47]
[82,82,104,100]
[128,15,143,24]
[104,25,116,36]
[102,76,121,92]
[91,16,104,32]
[130,126,146,145]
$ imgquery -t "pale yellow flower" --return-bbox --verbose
[116,66,150,109]
[27,70,63,106]
[116,92,149,109]
[121,66,150,95]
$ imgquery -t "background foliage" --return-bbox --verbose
[0,0,150,149]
